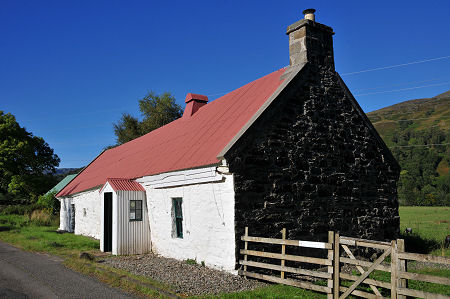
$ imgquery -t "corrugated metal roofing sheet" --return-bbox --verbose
[104,178,145,192]
[57,68,286,197]
[45,174,77,196]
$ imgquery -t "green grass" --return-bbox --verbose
[358,268,450,297]
[0,214,98,256]
[65,258,178,298]
[399,206,450,256]
[195,284,325,299]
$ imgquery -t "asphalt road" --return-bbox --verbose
[0,240,136,299]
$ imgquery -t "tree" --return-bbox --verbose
[113,91,183,145]
[113,113,141,145]
[0,111,60,203]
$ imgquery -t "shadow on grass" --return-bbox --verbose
[401,233,441,254]
[48,241,65,248]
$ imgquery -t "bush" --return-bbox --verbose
[0,204,39,215]
[36,191,59,214]
[29,210,58,226]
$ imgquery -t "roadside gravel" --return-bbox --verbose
[103,253,266,296]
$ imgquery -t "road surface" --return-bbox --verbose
[0,240,136,299]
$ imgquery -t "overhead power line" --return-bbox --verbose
[389,143,450,148]
[355,81,450,96]
[372,115,450,124]
[341,55,450,76]
[354,77,450,92]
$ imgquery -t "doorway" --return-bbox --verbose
[104,192,113,252]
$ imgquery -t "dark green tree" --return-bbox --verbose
[391,125,449,206]
[113,91,183,145]
[113,113,141,145]
[0,111,60,203]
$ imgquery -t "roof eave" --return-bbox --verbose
[55,148,108,198]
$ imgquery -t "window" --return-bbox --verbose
[172,198,183,238]
[130,200,142,221]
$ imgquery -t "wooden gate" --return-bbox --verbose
[239,228,450,299]
[337,235,395,299]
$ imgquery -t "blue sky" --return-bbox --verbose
[1,0,449,168]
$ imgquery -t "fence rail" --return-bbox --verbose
[239,227,450,299]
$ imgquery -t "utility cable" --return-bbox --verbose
[354,78,450,92]
[371,115,450,124]
[341,55,450,76]
[355,81,450,96]
[389,143,450,148]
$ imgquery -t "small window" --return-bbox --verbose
[172,198,183,238]
[130,200,142,221]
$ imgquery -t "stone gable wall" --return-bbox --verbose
[225,64,400,266]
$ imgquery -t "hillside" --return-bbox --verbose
[367,91,450,147]
[366,91,450,206]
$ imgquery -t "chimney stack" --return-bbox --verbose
[303,8,315,21]
[286,9,335,69]
[183,93,208,118]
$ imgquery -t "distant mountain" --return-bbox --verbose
[54,168,82,176]
[366,91,450,206]
[367,91,450,146]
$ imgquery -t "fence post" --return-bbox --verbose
[281,228,286,279]
[333,232,340,299]
[244,226,248,277]
[391,240,398,299]
[397,239,407,299]
[328,231,334,299]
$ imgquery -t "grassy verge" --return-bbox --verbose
[0,214,98,256]
[64,258,179,298]
[195,284,326,299]
[399,206,450,256]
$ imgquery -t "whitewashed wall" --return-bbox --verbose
[59,189,102,239]
[59,197,72,231]
[137,166,236,273]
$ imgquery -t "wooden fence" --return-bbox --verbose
[238,227,450,299]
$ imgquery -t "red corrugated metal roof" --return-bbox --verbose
[102,178,145,192]
[57,68,286,197]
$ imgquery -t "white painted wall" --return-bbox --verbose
[139,166,236,273]
[59,189,102,239]
[59,197,72,231]
[58,162,237,273]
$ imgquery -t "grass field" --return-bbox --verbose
[399,206,450,256]
[0,214,99,256]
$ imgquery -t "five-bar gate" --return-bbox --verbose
[239,227,450,299]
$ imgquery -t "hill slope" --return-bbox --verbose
[366,91,450,206]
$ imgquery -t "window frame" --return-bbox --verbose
[129,200,143,222]
[172,198,183,238]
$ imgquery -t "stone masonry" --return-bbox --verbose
[225,14,400,268]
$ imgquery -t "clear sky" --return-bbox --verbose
[1,0,449,168]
